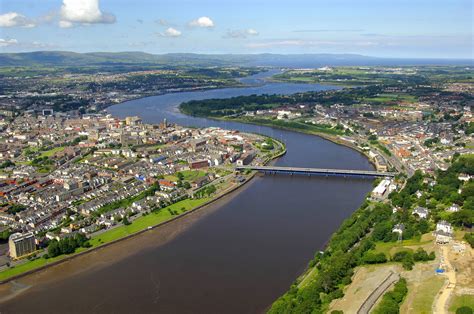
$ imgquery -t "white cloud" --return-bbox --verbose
[0,38,57,50]
[157,27,182,38]
[0,12,36,28]
[0,38,19,47]
[59,0,116,27]
[246,28,259,36]
[189,16,214,28]
[59,20,74,28]
[225,28,259,38]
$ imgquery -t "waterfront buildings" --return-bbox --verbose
[8,232,36,259]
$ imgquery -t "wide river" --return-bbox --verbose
[1,71,374,313]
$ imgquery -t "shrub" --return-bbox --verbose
[392,250,415,270]
[373,278,408,314]
[464,233,474,248]
[413,248,436,261]
[362,251,387,264]
[456,306,473,314]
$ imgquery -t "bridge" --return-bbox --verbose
[236,165,396,178]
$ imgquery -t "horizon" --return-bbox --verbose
[1,0,473,59]
[2,50,473,61]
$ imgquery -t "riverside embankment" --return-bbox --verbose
[1,71,375,314]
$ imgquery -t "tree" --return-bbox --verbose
[373,278,408,314]
[206,185,216,195]
[362,251,387,264]
[413,248,435,261]
[392,251,415,270]
[47,233,89,257]
[450,210,474,228]
[47,240,61,257]
[0,229,12,241]
[123,216,131,225]
[456,306,473,314]
[464,233,474,248]
[368,134,378,141]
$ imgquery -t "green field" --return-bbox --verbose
[402,276,445,314]
[180,170,207,180]
[449,294,474,313]
[0,247,87,282]
[236,117,345,136]
[373,236,432,256]
[39,146,66,158]
[89,197,211,246]
[165,170,207,182]
[363,93,418,104]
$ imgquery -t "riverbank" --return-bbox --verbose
[187,113,377,170]
[0,136,286,285]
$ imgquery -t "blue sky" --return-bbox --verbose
[0,0,472,58]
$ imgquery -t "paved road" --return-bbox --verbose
[357,271,400,314]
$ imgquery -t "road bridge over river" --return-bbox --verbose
[236,165,396,178]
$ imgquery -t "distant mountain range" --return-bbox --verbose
[0,51,471,67]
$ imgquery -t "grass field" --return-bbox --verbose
[165,170,207,182]
[449,294,474,313]
[39,147,66,158]
[401,275,445,314]
[89,197,211,246]
[0,247,88,282]
[363,93,418,104]
[0,255,60,282]
[180,170,207,181]
[373,235,433,256]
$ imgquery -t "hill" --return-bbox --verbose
[0,51,472,68]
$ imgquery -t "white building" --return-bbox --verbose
[412,206,429,219]
[458,173,472,182]
[436,220,453,234]
[447,204,461,213]
[371,178,392,199]
[392,223,405,234]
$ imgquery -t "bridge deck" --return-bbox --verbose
[236,165,395,177]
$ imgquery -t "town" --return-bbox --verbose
[179,66,474,314]
[0,112,283,274]
[181,66,474,177]
[0,63,472,314]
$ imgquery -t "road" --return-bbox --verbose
[357,271,400,314]
[433,245,457,314]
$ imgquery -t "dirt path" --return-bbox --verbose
[433,245,457,314]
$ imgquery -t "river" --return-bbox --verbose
[0,71,374,313]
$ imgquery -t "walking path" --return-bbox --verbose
[433,245,457,314]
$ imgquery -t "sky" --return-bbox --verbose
[0,0,472,58]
